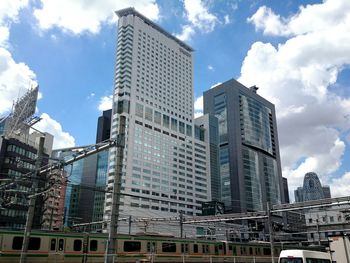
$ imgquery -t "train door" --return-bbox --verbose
[48,237,65,261]
[215,242,226,256]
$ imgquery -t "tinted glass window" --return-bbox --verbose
[50,239,56,251]
[162,243,176,252]
[193,244,198,253]
[124,241,141,252]
[28,237,41,250]
[73,240,82,251]
[89,240,98,251]
[280,258,303,263]
[12,236,23,250]
[13,237,41,250]
[263,247,271,255]
[58,239,64,251]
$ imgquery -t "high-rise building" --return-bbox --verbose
[294,172,331,202]
[52,109,112,229]
[204,79,284,213]
[282,177,290,203]
[0,133,52,229]
[104,8,210,235]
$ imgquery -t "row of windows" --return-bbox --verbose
[6,144,37,159]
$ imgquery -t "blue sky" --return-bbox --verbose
[1,0,350,199]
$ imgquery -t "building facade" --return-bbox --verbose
[0,134,51,229]
[51,110,111,229]
[203,79,284,213]
[294,172,331,202]
[104,8,210,236]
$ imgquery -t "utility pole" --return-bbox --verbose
[20,136,45,263]
[267,202,275,263]
[128,215,132,235]
[105,116,126,263]
[179,211,184,238]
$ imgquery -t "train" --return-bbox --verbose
[0,229,322,262]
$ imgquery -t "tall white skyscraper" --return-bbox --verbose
[104,8,210,235]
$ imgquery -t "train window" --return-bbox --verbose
[28,237,41,250]
[124,241,141,252]
[228,244,233,250]
[90,240,98,251]
[50,239,56,251]
[12,237,41,250]
[181,243,188,253]
[12,237,23,250]
[249,247,253,255]
[203,245,209,254]
[147,242,156,252]
[58,239,64,251]
[263,247,271,255]
[193,244,198,253]
[218,244,223,250]
[162,242,176,252]
[73,240,82,251]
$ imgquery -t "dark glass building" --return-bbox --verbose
[294,172,331,202]
[204,79,284,213]
[0,136,49,229]
[53,109,111,229]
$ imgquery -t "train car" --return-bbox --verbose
[0,229,305,262]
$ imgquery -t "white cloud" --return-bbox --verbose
[194,111,203,119]
[210,82,221,89]
[98,95,113,111]
[224,15,230,25]
[175,25,195,42]
[329,172,350,197]
[0,48,37,115]
[194,96,203,112]
[194,96,203,118]
[183,0,218,33]
[0,0,29,46]
[248,0,350,37]
[33,113,75,149]
[34,0,159,34]
[208,65,214,71]
[247,6,288,36]
[176,0,218,42]
[240,0,350,198]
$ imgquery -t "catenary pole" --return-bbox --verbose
[267,202,275,263]
[105,116,126,263]
[20,136,45,263]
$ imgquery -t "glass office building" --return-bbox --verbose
[204,79,284,213]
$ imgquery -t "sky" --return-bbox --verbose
[1,0,350,201]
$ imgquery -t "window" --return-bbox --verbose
[147,242,156,252]
[154,111,161,125]
[145,107,153,121]
[89,240,98,251]
[124,241,141,252]
[163,115,170,128]
[193,244,198,253]
[263,248,271,255]
[12,237,41,250]
[135,103,144,117]
[73,240,82,251]
[50,239,56,251]
[12,236,23,250]
[162,242,176,252]
[279,259,302,263]
[171,118,177,131]
[58,239,64,251]
[181,243,189,253]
